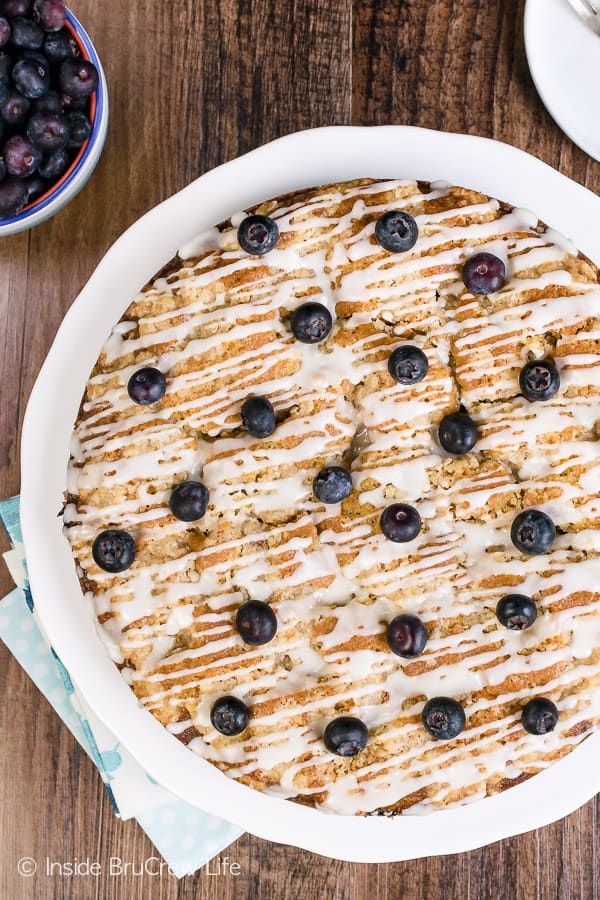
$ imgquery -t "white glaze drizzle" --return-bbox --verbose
[65,178,600,816]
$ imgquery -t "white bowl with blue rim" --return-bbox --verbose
[0,7,108,237]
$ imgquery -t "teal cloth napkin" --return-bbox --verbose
[0,496,242,878]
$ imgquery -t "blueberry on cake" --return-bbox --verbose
[64,178,600,815]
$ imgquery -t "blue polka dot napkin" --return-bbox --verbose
[0,496,242,878]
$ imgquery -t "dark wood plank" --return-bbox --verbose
[1,0,598,897]
[0,232,28,511]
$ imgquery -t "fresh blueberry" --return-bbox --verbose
[19,47,47,65]
[375,210,419,253]
[9,16,43,50]
[241,396,276,438]
[43,27,76,63]
[511,510,555,556]
[0,155,5,180]
[169,480,209,522]
[235,600,277,646]
[313,465,353,504]
[0,17,10,48]
[237,214,279,255]
[519,359,560,402]
[12,55,49,97]
[37,146,68,179]
[59,56,98,98]
[60,90,87,110]
[323,716,368,757]
[27,111,69,150]
[92,529,136,573]
[422,697,466,740]
[521,697,558,735]
[290,301,332,344]
[387,614,428,658]
[462,252,506,294]
[388,345,429,384]
[127,366,166,405]
[0,0,33,14]
[380,503,422,543]
[0,49,12,81]
[32,88,61,114]
[438,411,478,455]
[24,173,46,202]
[0,174,26,214]
[1,89,30,126]
[210,696,248,736]
[66,109,91,147]
[34,0,66,31]
[0,78,7,106]
[496,594,537,630]
[4,134,41,176]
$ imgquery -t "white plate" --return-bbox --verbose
[525,0,600,162]
[20,126,600,862]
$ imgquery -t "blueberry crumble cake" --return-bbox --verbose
[64,178,600,815]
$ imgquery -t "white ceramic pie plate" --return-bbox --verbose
[20,126,600,862]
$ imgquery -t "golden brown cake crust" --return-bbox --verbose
[65,178,600,816]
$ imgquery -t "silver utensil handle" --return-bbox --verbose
[565,0,600,33]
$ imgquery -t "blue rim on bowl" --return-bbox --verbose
[0,8,108,232]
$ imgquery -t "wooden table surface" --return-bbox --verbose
[1,1,598,897]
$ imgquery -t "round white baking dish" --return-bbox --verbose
[20,126,600,861]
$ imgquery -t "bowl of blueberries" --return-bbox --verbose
[0,0,107,235]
